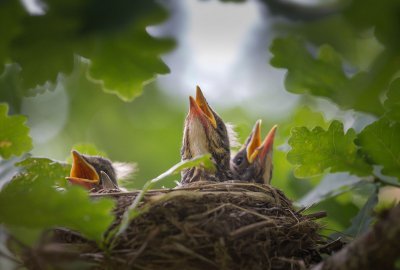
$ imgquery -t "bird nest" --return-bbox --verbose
[19,182,328,270]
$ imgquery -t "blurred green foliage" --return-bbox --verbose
[385,78,400,122]
[0,157,114,245]
[0,0,399,261]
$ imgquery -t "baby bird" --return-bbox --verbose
[231,120,277,184]
[180,86,233,184]
[66,150,134,192]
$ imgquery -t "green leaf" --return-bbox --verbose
[16,157,71,188]
[0,103,32,159]
[297,173,363,207]
[343,184,378,238]
[0,157,115,244]
[357,117,400,180]
[292,106,330,130]
[384,78,400,122]
[288,120,372,178]
[270,37,385,116]
[9,0,173,101]
[170,154,215,175]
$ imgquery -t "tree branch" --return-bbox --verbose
[312,204,400,270]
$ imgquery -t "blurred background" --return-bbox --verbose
[1,0,397,237]
[18,0,305,188]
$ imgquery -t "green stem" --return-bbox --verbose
[373,176,400,188]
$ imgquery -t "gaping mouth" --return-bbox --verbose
[66,150,100,189]
[246,122,277,164]
[188,86,217,128]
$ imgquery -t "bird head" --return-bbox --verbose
[181,86,231,183]
[231,120,277,184]
[66,150,118,191]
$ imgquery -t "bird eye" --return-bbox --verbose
[235,157,243,165]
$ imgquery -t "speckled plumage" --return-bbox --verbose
[180,87,232,184]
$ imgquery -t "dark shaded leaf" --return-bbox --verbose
[0,64,49,114]
[385,78,400,122]
[0,0,26,75]
[344,0,400,48]
[9,0,173,101]
[270,37,385,116]
[343,184,378,238]
[358,117,400,180]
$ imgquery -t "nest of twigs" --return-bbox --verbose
[19,181,329,270]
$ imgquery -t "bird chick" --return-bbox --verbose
[66,150,134,192]
[231,120,277,184]
[180,86,232,184]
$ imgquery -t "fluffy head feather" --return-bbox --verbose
[113,162,137,180]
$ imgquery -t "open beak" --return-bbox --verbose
[188,86,217,128]
[246,120,262,163]
[256,125,277,163]
[66,150,100,189]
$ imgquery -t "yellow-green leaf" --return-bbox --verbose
[0,103,32,159]
[288,120,372,178]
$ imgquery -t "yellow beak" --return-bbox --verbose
[189,86,217,129]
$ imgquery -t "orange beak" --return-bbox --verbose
[257,125,277,163]
[66,150,100,189]
[188,86,217,128]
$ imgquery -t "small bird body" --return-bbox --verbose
[181,86,232,184]
[66,150,134,191]
[231,120,277,184]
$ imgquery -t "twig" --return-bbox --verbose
[303,211,327,220]
[373,176,400,188]
[171,242,217,267]
[0,249,21,264]
[230,220,276,239]
[128,228,160,266]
